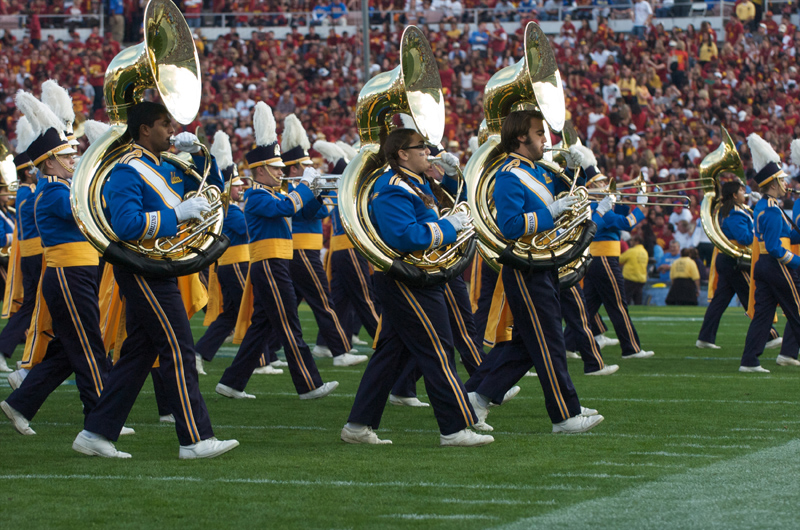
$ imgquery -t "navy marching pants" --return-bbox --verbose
[347,272,476,435]
[391,275,484,398]
[84,269,214,446]
[473,258,499,345]
[195,262,248,361]
[698,253,780,345]
[0,255,43,358]
[741,256,800,367]
[561,284,606,373]
[330,249,379,338]
[466,268,581,423]
[584,256,642,356]
[220,259,324,395]
[6,265,107,421]
[290,249,350,356]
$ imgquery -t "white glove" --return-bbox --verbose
[436,152,460,176]
[442,210,471,232]
[547,195,580,219]
[596,195,615,216]
[174,195,211,223]
[173,132,201,154]
[300,166,321,187]
[564,145,585,170]
[637,191,648,205]
[749,191,762,202]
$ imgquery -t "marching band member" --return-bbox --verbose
[1,91,111,437]
[341,127,493,447]
[217,102,338,400]
[558,147,619,376]
[0,117,38,374]
[280,114,365,367]
[739,134,800,372]
[464,110,603,434]
[583,166,654,359]
[74,101,238,459]
[696,180,783,351]
[316,140,381,343]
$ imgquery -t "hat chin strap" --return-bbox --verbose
[53,154,75,174]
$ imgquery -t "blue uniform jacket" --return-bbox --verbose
[103,144,223,242]
[243,181,320,261]
[370,166,457,253]
[290,184,332,250]
[0,208,13,247]
[223,202,248,247]
[721,206,753,246]
[590,202,645,242]
[34,176,86,247]
[16,184,38,242]
[755,196,800,268]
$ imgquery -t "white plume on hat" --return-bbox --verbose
[468,136,479,153]
[570,144,598,170]
[747,133,780,173]
[253,101,277,147]
[335,141,358,162]
[210,130,234,170]
[41,79,75,131]
[15,116,36,154]
[83,120,110,145]
[281,114,310,151]
[16,90,67,141]
[313,140,345,164]
[791,139,800,167]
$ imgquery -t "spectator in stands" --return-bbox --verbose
[468,22,489,57]
[631,0,652,40]
[698,32,718,67]
[673,219,696,250]
[620,234,649,305]
[657,239,681,282]
[666,248,701,305]
[668,201,692,226]
[329,1,347,25]
[736,0,756,30]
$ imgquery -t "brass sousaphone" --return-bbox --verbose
[464,22,595,285]
[71,0,228,277]
[699,127,750,263]
[338,26,476,287]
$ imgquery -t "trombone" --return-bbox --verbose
[587,174,691,206]
[280,174,341,192]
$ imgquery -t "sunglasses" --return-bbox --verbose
[402,143,429,151]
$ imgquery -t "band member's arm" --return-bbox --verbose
[600,205,645,231]
[106,164,183,241]
[251,183,316,219]
[182,154,224,193]
[725,210,753,244]
[224,205,248,239]
[494,172,553,240]
[761,205,800,268]
[372,186,457,252]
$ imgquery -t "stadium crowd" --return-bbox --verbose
[1,1,800,268]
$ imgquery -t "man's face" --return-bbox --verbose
[517,117,547,161]
[669,241,680,254]
[143,114,174,153]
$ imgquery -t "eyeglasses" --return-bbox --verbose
[402,143,429,151]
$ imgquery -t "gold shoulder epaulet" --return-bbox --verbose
[119,147,142,165]
[500,159,521,172]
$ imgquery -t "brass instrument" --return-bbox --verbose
[699,127,750,263]
[280,174,342,192]
[464,22,595,287]
[71,0,228,278]
[0,133,18,197]
[587,174,691,206]
[338,26,476,287]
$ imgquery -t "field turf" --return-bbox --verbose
[0,304,797,529]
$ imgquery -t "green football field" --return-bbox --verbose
[1,304,798,529]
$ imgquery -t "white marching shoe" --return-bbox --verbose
[696,340,721,349]
[160,414,176,423]
[299,381,339,400]
[524,371,538,377]
[1,401,35,435]
[553,414,604,434]
[341,423,392,444]
[440,429,494,447]
[351,335,369,346]
[566,350,581,359]
[253,365,284,375]
[215,383,256,399]
[0,356,12,373]
[586,364,619,376]
[580,406,599,416]
[195,354,207,375]
[765,337,783,349]
[179,437,239,459]
[776,355,800,366]
[332,352,368,367]
[119,426,136,436]
[270,359,289,368]
[389,394,429,407]
[594,334,619,349]
[739,365,770,373]
[622,350,655,359]
[489,386,521,407]
[72,431,131,458]
[312,345,333,358]
[7,369,27,390]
